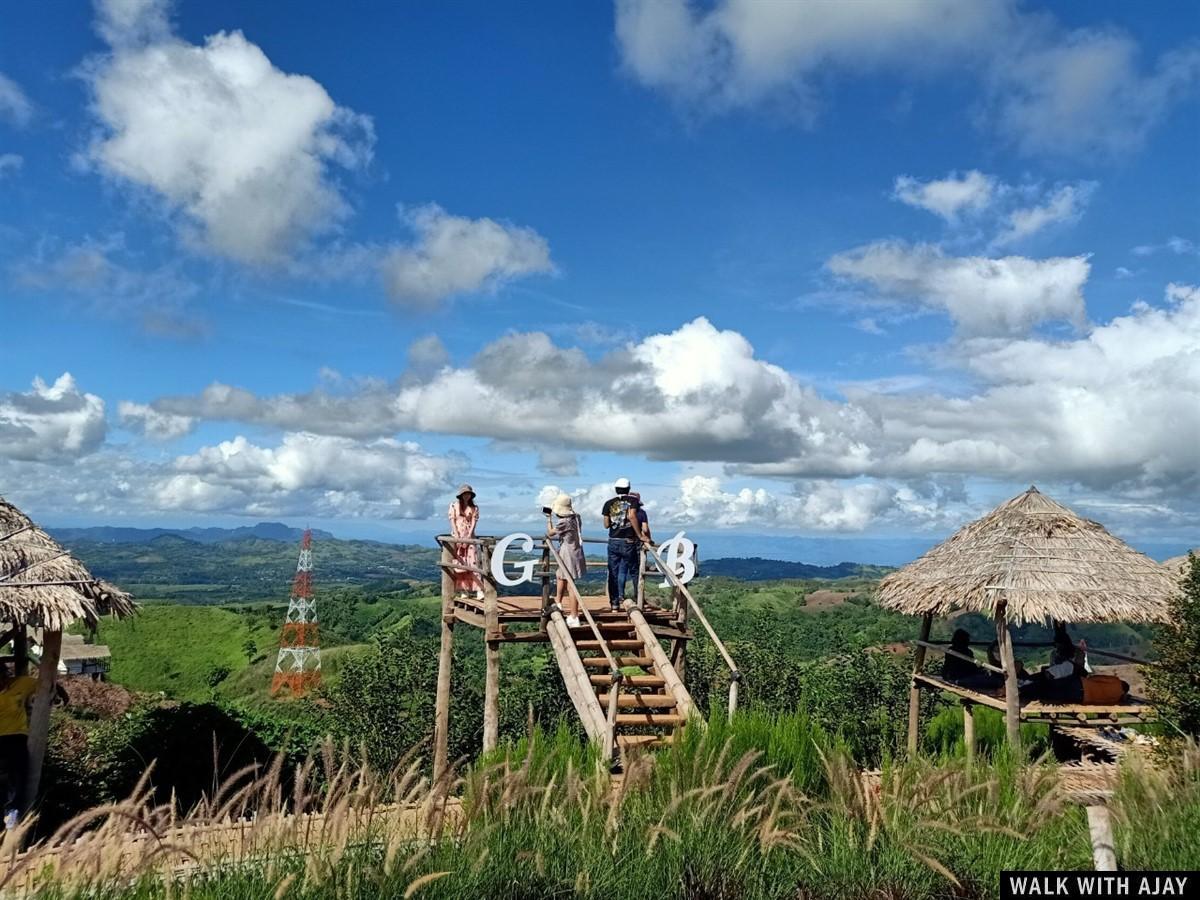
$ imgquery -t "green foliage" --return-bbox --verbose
[95,604,280,701]
[322,618,441,772]
[1147,553,1200,737]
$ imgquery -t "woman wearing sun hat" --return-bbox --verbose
[448,484,483,598]
[547,493,586,627]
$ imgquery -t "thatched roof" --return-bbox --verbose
[876,487,1176,626]
[0,496,134,630]
[1162,549,1197,578]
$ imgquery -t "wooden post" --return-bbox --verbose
[25,628,62,813]
[962,703,976,763]
[727,676,739,721]
[481,543,500,755]
[433,543,456,784]
[539,542,551,633]
[907,613,932,755]
[1086,805,1117,871]
[669,637,687,683]
[12,626,27,677]
[995,602,1022,753]
[636,545,646,610]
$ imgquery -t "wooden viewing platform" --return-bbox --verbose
[432,532,739,776]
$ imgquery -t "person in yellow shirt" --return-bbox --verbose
[0,663,38,827]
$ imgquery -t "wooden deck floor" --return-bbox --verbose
[447,594,686,643]
[913,673,1156,725]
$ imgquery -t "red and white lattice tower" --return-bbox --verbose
[271,530,321,697]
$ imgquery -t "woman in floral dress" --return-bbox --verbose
[448,484,483,598]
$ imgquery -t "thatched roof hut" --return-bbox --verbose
[0,495,134,630]
[1162,549,1197,579]
[876,486,1176,626]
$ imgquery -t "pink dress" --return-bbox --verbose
[448,501,482,594]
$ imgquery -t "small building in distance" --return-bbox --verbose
[57,634,111,679]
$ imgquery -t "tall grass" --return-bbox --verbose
[5,716,1195,899]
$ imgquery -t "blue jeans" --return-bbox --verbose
[607,540,639,607]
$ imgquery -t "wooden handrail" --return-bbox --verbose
[646,544,740,718]
[913,639,1005,675]
[543,538,621,758]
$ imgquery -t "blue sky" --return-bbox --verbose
[0,0,1197,560]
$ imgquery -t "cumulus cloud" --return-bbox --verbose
[615,1,1199,156]
[893,170,996,222]
[83,0,374,264]
[990,182,1095,248]
[827,241,1089,335]
[150,432,460,518]
[149,318,857,467]
[614,0,1003,119]
[988,31,1200,157]
[672,475,896,531]
[0,73,32,126]
[0,374,107,462]
[118,401,195,440]
[892,171,1095,247]
[136,285,1200,503]
[380,204,554,309]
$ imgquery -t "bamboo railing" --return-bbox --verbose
[646,544,741,720]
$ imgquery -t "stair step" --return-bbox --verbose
[576,639,643,651]
[616,733,675,749]
[596,693,677,709]
[569,621,636,632]
[615,713,687,726]
[591,674,664,687]
[581,655,653,668]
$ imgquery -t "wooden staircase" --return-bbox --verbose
[546,601,695,758]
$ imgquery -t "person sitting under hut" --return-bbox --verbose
[942,629,1002,691]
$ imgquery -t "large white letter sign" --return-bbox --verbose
[491,532,537,586]
[658,531,696,586]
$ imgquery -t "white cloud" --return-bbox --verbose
[989,30,1200,157]
[991,182,1096,249]
[154,433,461,518]
[118,401,195,441]
[0,374,107,462]
[614,0,1003,119]
[892,170,996,222]
[672,475,896,532]
[0,154,22,177]
[891,171,1095,247]
[1132,237,1199,258]
[827,241,1089,335]
[0,73,32,127]
[84,0,374,264]
[134,284,1200,507]
[615,2,1199,157]
[380,204,554,309]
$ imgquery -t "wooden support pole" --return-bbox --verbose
[907,613,933,755]
[481,544,500,754]
[727,677,739,721]
[625,603,694,720]
[12,626,27,677]
[25,628,61,813]
[669,637,687,683]
[1086,805,1117,871]
[433,542,455,784]
[995,603,1022,753]
[962,703,976,763]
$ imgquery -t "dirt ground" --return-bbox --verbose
[802,590,852,611]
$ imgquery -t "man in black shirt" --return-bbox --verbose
[602,477,642,611]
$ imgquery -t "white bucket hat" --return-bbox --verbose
[551,493,574,516]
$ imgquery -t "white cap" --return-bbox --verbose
[614,477,631,491]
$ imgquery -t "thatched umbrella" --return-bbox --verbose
[0,495,134,813]
[877,486,1177,751]
[1162,549,1197,579]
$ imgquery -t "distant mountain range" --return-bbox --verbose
[51,524,888,603]
[51,522,336,545]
